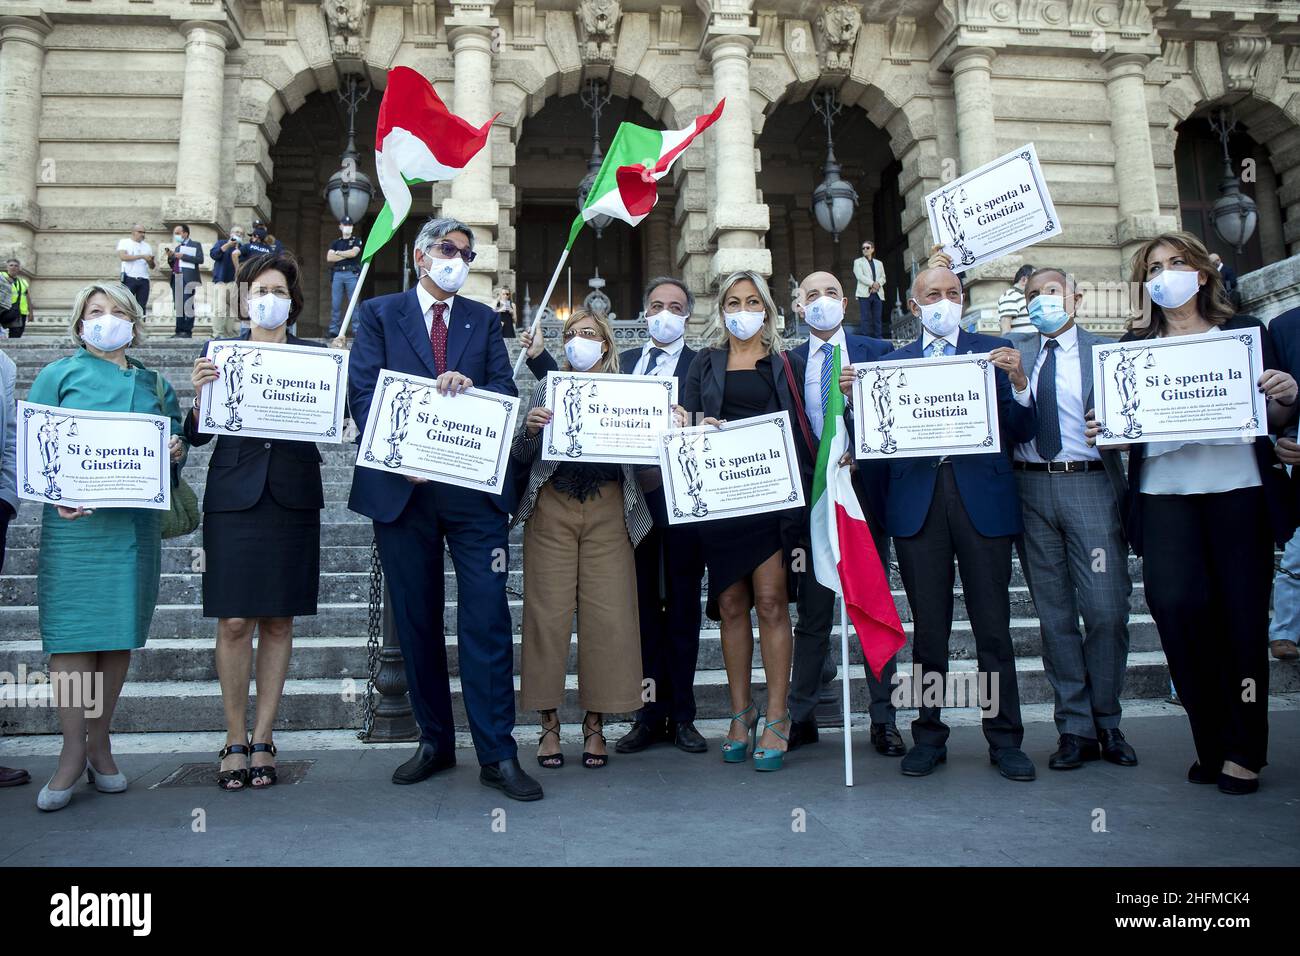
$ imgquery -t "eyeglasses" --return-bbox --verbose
[563,328,603,341]
[427,240,476,264]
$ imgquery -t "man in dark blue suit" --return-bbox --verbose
[846,265,1038,781]
[517,278,711,754]
[348,217,542,801]
[1265,304,1300,662]
[784,271,907,758]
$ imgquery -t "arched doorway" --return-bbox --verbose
[757,99,906,334]
[512,91,665,325]
[267,85,430,337]
[1173,112,1283,276]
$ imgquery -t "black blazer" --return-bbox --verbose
[185,332,326,514]
[681,344,816,489]
[1122,314,1295,552]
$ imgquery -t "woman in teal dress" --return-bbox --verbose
[27,281,186,811]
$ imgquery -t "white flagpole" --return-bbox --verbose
[334,259,371,341]
[839,593,854,787]
[511,247,571,377]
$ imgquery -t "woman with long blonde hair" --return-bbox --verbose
[510,308,652,770]
[681,271,814,771]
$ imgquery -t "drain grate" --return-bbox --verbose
[151,760,315,789]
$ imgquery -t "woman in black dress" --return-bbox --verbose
[186,252,325,790]
[681,270,815,771]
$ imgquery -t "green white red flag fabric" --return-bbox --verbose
[565,100,725,249]
[810,345,906,679]
[362,66,497,262]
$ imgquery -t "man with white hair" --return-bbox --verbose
[347,217,542,802]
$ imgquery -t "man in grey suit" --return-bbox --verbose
[0,347,30,788]
[1008,268,1138,771]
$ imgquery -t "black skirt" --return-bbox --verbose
[700,512,795,622]
[202,486,320,618]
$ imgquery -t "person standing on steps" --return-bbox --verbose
[186,252,325,792]
[347,217,542,802]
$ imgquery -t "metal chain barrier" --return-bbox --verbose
[358,534,383,740]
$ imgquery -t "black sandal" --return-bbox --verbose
[537,711,564,769]
[217,743,250,791]
[249,741,277,788]
[582,712,608,769]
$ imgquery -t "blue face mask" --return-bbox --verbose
[1027,294,1071,334]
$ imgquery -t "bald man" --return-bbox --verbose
[786,271,905,755]
[842,266,1038,781]
[116,223,155,314]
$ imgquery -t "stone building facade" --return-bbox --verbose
[1,0,1298,337]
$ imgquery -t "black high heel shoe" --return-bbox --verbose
[249,740,277,788]
[537,710,564,769]
[217,743,250,791]
[581,712,608,769]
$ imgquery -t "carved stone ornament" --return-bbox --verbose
[816,2,861,73]
[577,0,621,64]
[321,0,368,58]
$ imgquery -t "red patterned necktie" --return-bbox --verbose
[429,301,448,374]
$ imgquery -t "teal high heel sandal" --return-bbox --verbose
[721,702,758,763]
[753,715,790,772]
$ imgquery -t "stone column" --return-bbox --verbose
[644,208,672,279]
[442,2,500,303]
[1102,51,1174,258]
[1254,150,1285,265]
[163,21,230,228]
[0,15,52,267]
[949,47,998,173]
[703,29,770,279]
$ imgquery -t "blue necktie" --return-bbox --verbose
[1035,339,1062,460]
[819,342,834,422]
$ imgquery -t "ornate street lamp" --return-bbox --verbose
[1207,108,1258,254]
[576,78,614,239]
[810,89,859,243]
[324,75,374,224]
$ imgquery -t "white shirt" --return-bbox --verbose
[117,238,153,279]
[1012,325,1100,462]
[632,335,685,377]
[921,328,958,357]
[415,282,455,339]
[803,326,847,439]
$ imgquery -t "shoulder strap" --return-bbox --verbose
[778,351,816,457]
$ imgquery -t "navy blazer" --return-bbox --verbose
[879,329,1036,539]
[347,289,519,522]
[185,332,324,513]
[168,238,204,276]
[209,239,238,284]
[792,332,892,522]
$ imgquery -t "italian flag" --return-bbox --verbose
[811,345,906,679]
[565,100,725,249]
[362,66,497,262]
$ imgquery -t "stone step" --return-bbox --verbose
[0,573,1159,630]
[10,650,1273,735]
[0,618,1171,685]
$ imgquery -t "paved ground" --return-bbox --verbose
[2,705,1298,867]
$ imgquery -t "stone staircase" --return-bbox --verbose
[2,337,1296,737]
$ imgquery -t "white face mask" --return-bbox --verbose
[422,253,469,293]
[249,292,291,330]
[803,297,844,332]
[646,309,686,345]
[1146,269,1200,311]
[81,315,134,352]
[725,309,766,341]
[565,336,604,371]
[340,227,353,238]
[917,298,963,339]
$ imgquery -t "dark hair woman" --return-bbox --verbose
[1086,230,1298,795]
[185,252,325,791]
